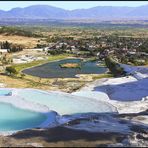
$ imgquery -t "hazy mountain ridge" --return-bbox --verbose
[0,4,148,19]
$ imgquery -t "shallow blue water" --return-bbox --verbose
[22,59,107,78]
[0,90,11,96]
[0,102,47,132]
[18,89,116,115]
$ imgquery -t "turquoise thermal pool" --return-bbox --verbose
[0,102,47,132]
[0,89,117,133]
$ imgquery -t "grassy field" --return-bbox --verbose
[92,73,113,80]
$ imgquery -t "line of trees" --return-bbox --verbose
[105,56,126,77]
[0,41,23,53]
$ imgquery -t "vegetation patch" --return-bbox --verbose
[105,56,126,77]
[5,66,18,75]
[60,63,81,68]
[83,57,97,62]
[92,73,114,80]
[0,26,42,37]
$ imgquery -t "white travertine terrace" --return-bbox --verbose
[0,64,147,137]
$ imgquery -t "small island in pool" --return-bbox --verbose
[60,63,81,68]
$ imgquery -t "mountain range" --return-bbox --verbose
[0,4,148,20]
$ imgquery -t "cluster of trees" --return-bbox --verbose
[0,41,11,49]
[128,56,148,66]
[48,49,66,55]
[138,40,148,53]
[0,41,23,53]
[105,56,126,77]
[5,66,18,75]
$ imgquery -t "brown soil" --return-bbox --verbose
[0,35,43,48]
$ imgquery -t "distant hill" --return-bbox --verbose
[0,4,148,20]
[127,5,148,17]
[70,6,134,19]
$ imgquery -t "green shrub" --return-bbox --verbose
[5,66,18,75]
[20,73,26,78]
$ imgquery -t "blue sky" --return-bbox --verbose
[0,1,148,11]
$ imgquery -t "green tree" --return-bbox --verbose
[5,66,18,75]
